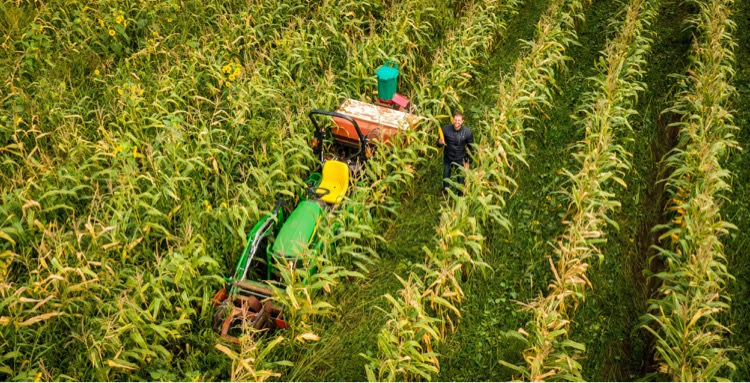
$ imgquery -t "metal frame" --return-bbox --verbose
[308,109,368,162]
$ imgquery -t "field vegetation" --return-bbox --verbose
[1,0,748,381]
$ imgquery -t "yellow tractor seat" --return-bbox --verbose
[317,160,349,204]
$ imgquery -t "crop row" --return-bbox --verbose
[640,0,738,380]
[503,0,659,380]
[361,0,594,380]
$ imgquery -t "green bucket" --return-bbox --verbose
[376,61,399,101]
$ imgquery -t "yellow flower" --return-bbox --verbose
[226,81,231,87]
[113,145,123,155]
[532,220,540,226]
[94,69,100,75]
[34,372,42,382]
[115,15,123,24]
[108,29,115,36]
[98,18,104,27]
[15,117,23,126]
[167,17,173,23]
[117,88,124,95]
[228,74,236,81]
[220,202,228,209]
[152,30,159,37]
[204,200,212,211]
[545,195,551,201]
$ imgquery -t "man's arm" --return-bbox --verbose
[465,128,475,165]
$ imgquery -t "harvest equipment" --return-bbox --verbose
[212,64,420,342]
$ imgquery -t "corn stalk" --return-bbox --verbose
[214,330,288,382]
[639,0,739,380]
[497,0,660,380]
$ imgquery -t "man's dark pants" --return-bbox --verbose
[443,159,464,190]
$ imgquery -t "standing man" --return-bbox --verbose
[437,112,474,195]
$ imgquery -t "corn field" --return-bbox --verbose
[1,0,749,381]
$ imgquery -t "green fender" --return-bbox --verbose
[228,202,285,286]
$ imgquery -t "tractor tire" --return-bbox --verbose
[212,301,233,333]
[247,295,262,312]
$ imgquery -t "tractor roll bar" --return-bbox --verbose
[308,109,367,161]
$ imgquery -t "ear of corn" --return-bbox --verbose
[639,0,739,380]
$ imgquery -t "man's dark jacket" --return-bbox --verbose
[439,124,475,164]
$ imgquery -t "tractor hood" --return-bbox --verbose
[272,200,323,259]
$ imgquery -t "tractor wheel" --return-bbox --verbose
[247,295,262,312]
[212,301,233,333]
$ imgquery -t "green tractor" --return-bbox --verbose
[212,98,420,342]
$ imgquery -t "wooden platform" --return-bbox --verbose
[332,98,421,144]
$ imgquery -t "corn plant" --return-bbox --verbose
[361,273,444,381]
[362,0,555,380]
[214,329,289,382]
[495,0,659,380]
[640,0,739,380]
[269,247,364,342]
[0,0,383,379]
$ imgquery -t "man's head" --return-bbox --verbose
[452,112,464,130]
